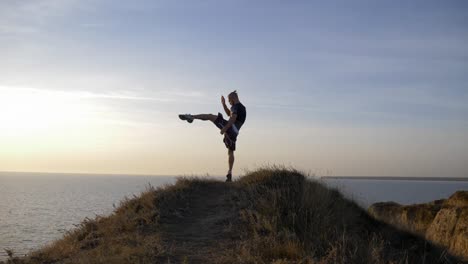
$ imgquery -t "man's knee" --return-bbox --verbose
[228,149,234,156]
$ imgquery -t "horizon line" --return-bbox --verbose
[1,170,467,181]
[324,176,468,182]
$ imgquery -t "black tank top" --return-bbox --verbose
[231,103,246,129]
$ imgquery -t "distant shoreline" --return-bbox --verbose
[323,176,468,182]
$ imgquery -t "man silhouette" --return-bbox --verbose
[179,91,247,182]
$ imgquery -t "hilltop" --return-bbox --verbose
[2,168,462,263]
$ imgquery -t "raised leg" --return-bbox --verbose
[192,114,218,122]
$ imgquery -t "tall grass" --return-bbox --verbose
[220,168,458,264]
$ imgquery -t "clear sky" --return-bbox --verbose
[1,0,467,177]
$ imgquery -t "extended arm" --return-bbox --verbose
[221,114,237,134]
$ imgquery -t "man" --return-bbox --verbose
[178,90,247,182]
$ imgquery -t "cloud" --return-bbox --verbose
[0,85,166,101]
[0,85,205,104]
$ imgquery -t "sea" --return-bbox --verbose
[0,172,467,260]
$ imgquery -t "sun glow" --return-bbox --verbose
[0,87,94,138]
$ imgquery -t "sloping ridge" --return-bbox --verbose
[3,169,463,264]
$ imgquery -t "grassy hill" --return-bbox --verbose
[2,168,462,263]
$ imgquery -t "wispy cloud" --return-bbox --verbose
[0,86,163,101]
[0,85,204,103]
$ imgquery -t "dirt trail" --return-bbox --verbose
[157,182,239,263]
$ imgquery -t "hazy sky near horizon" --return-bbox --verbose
[1,0,467,177]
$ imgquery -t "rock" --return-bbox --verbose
[426,207,461,246]
[368,202,402,225]
[451,208,468,258]
[368,201,441,234]
[369,191,468,260]
[444,191,468,207]
[426,192,468,259]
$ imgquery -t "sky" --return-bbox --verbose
[0,0,467,177]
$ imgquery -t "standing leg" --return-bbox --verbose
[227,149,234,182]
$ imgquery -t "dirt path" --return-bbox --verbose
[157,182,238,263]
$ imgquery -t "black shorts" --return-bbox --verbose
[213,113,239,151]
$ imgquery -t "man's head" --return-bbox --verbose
[228,90,239,106]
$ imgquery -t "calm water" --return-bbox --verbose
[0,173,467,260]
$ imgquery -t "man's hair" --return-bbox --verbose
[228,90,238,99]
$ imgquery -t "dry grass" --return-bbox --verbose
[2,168,462,264]
[219,167,460,263]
